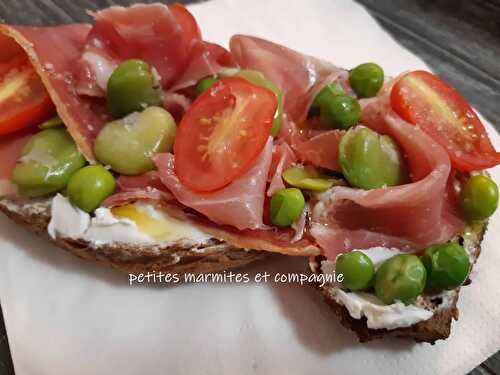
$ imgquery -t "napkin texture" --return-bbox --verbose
[1,1,500,374]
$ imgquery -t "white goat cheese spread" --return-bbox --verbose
[48,194,211,247]
[321,247,452,330]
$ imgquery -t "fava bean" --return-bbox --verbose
[12,128,86,197]
[339,126,408,189]
[94,106,176,175]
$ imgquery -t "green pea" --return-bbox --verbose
[94,106,176,175]
[39,116,63,129]
[107,59,162,117]
[460,175,498,222]
[270,188,305,227]
[67,165,116,213]
[349,62,384,98]
[339,126,408,189]
[422,243,470,290]
[335,251,375,291]
[319,95,361,130]
[374,254,426,305]
[282,166,336,192]
[196,77,218,96]
[12,128,86,197]
[235,69,283,136]
[311,83,345,109]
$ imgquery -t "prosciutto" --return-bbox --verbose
[0,129,34,196]
[278,118,343,171]
[267,140,296,196]
[77,4,235,97]
[169,40,236,92]
[290,125,344,171]
[0,24,109,161]
[154,138,273,230]
[230,35,344,123]
[77,3,199,93]
[310,110,464,258]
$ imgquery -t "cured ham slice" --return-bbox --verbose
[0,24,108,161]
[310,111,464,258]
[267,140,296,196]
[0,129,34,196]
[156,201,319,256]
[169,40,236,92]
[102,161,318,256]
[162,92,191,122]
[154,138,273,231]
[102,189,167,208]
[77,4,235,96]
[292,128,344,171]
[279,118,343,172]
[78,3,200,93]
[230,35,344,122]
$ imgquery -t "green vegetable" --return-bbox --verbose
[460,175,498,222]
[349,62,384,98]
[94,106,176,175]
[374,254,426,305]
[67,165,116,213]
[196,77,218,96]
[339,126,408,189]
[422,243,470,290]
[335,251,375,291]
[319,95,361,129]
[311,83,345,109]
[12,128,86,197]
[282,166,335,192]
[39,116,63,129]
[235,69,283,136]
[270,188,305,227]
[107,59,162,117]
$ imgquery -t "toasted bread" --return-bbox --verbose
[0,197,266,275]
[310,223,486,344]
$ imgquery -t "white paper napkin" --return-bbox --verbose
[1,1,500,374]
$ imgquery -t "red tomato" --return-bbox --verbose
[0,56,54,135]
[169,3,201,43]
[174,77,277,192]
[391,70,500,171]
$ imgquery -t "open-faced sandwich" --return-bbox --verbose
[0,3,499,343]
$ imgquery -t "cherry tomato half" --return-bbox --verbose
[391,70,500,171]
[174,77,277,192]
[0,56,54,135]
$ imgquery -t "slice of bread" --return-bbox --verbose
[310,223,487,344]
[0,197,266,275]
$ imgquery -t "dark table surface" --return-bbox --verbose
[0,1,499,374]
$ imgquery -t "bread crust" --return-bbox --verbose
[312,224,486,344]
[0,197,266,275]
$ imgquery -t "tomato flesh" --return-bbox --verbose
[391,70,500,171]
[174,77,277,192]
[0,56,54,135]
